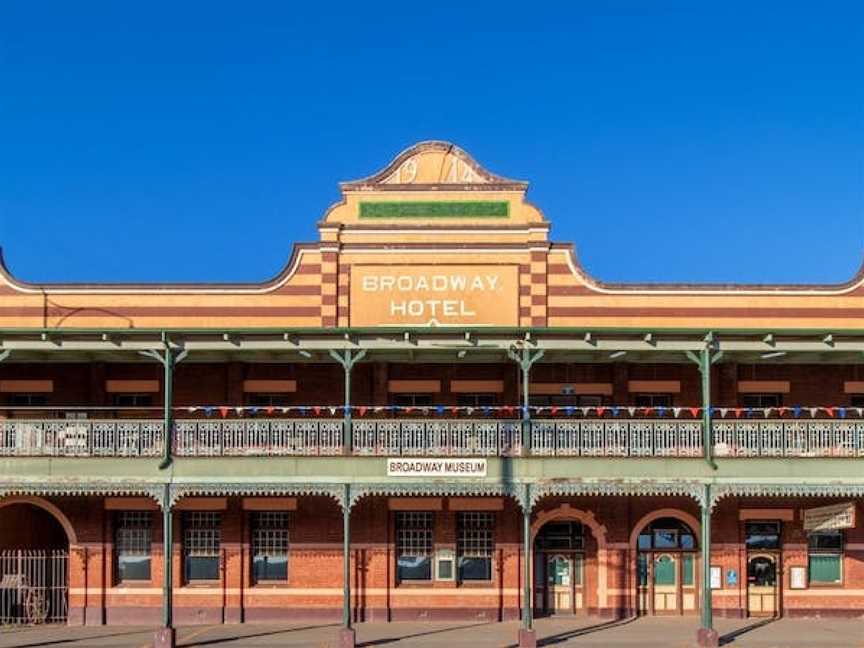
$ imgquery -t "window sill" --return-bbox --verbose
[112,580,153,588]
[182,581,221,588]
[396,580,434,588]
[250,581,290,588]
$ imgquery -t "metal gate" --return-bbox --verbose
[0,550,68,624]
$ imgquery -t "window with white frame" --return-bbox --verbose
[252,511,290,582]
[457,512,495,581]
[183,512,221,582]
[114,511,152,582]
[396,511,434,581]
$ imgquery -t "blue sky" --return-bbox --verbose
[1,2,861,284]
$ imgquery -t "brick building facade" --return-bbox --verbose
[0,142,862,648]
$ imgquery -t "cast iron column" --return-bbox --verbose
[697,483,718,647]
[330,350,367,455]
[519,483,536,647]
[339,483,355,647]
[508,347,544,456]
[154,483,175,648]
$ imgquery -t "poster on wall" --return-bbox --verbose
[710,566,722,589]
[790,566,808,590]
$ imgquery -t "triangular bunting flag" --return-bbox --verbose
[689,407,700,418]
[672,407,682,418]
[219,406,229,418]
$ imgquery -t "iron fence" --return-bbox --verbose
[0,550,67,625]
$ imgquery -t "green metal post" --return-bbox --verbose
[160,349,174,470]
[700,484,714,639]
[343,483,351,629]
[699,347,714,470]
[330,350,367,455]
[162,483,173,629]
[522,483,532,631]
[508,348,544,456]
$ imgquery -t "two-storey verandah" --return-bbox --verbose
[1,327,863,648]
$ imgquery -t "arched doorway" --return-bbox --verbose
[0,499,70,625]
[533,520,596,616]
[634,517,698,616]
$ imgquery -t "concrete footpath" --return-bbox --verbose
[0,617,862,648]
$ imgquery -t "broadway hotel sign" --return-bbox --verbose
[350,264,518,326]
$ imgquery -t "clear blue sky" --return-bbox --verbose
[1,2,861,284]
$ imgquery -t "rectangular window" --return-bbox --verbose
[7,393,48,407]
[457,512,494,581]
[808,530,843,585]
[634,394,672,408]
[396,511,433,581]
[111,393,154,408]
[114,511,152,582]
[183,512,221,582]
[653,529,679,549]
[393,393,434,408]
[247,393,292,407]
[456,393,498,407]
[745,521,781,550]
[252,511,290,582]
[740,394,782,408]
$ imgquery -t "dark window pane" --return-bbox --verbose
[745,522,781,550]
[680,534,695,550]
[117,555,151,581]
[748,557,776,586]
[637,534,652,550]
[253,555,288,581]
[808,531,842,551]
[637,554,648,586]
[397,556,431,580]
[185,556,220,581]
[653,530,678,549]
[458,557,491,581]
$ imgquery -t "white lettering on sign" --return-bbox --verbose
[386,458,487,478]
[350,265,519,327]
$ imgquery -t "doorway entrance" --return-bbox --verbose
[636,517,698,615]
[534,521,586,615]
[0,502,69,625]
[745,521,782,617]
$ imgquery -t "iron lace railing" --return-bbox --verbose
[0,419,163,457]
[0,417,862,457]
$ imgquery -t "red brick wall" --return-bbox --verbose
[5,494,860,625]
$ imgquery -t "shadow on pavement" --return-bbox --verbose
[719,617,778,646]
[180,624,339,647]
[536,617,639,646]
[3,629,151,648]
[357,622,493,647]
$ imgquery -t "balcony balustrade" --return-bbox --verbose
[1,417,863,458]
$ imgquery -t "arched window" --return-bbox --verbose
[637,517,697,551]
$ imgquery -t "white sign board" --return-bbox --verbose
[387,458,487,478]
[790,566,808,590]
[802,502,856,532]
[710,566,722,590]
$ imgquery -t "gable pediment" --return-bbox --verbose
[340,140,528,191]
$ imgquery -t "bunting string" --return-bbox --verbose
[177,404,864,419]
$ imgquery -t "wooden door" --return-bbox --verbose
[546,554,573,614]
[747,554,778,616]
[652,553,678,613]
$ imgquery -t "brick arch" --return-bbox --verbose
[531,504,608,549]
[628,508,701,549]
[0,495,77,545]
